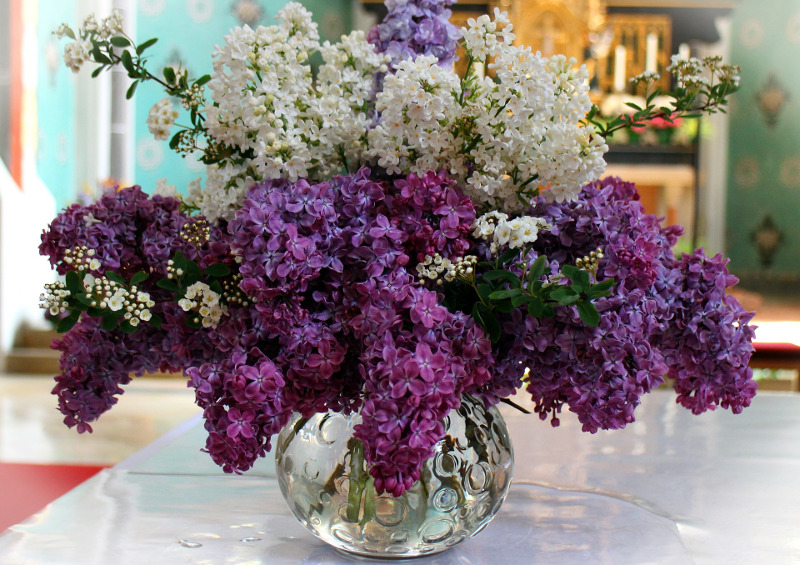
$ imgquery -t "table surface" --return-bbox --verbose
[1,390,799,565]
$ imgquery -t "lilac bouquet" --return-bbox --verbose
[43,1,753,498]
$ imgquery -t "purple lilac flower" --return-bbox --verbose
[220,167,493,491]
[367,0,462,70]
[471,176,756,432]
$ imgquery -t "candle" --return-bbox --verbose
[646,33,658,73]
[678,43,690,60]
[614,45,627,92]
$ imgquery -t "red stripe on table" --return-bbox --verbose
[0,463,107,532]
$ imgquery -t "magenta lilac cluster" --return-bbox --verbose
[477,177,755,432]
[367,0,461,70]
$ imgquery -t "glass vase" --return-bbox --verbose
[274,396,514,558]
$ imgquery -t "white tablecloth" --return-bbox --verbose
[1,390,799,564]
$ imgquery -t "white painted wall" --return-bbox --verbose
[0,162,56,360]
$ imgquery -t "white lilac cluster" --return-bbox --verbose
[416,254,478,285]
[60,246,101,272]
[472,211,550,252]
[368,9,608,213]
[40,282,70,316]
[84,277,155,327]
[54,12,124,73]
[196,3,390,221]
[178,282,227,328]
[147,98,179,141]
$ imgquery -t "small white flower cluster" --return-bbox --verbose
[367,9,607,213]
[40,282,71,316]
[79,12,124,39]
[473,212,551,252]
[84,277,155,327]
[667,56,708,89]
[630,71,661,86]
[55,11,124,73]
[147,98,179,141]
[61,246,101,272]
[667,55,740,91]
[199,3,390,221]
[220,273,250,307]
[63,40,93,73]
[178,282,227,328]
[166,259,184,280]
[416,254,478,285]
[575,247,604,275]
[179,218,211,247]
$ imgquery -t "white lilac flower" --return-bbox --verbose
[154,178,179,198]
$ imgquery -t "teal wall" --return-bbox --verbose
[727,0,800,291]
[133,0,351,195]
[37,1,76,211]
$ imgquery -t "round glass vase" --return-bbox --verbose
[274,396,514,558]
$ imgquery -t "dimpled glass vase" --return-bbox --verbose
[274,396,514,558]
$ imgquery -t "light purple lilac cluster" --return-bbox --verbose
[189,167,493,493]
[477,177,755,432]
[367,0,461,70]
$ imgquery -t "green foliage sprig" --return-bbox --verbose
[442,249,614,343]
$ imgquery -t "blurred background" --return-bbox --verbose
[0,0,799,530]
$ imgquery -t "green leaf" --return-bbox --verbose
[125,80,138,100]
[102,315,118,331]
[65,270,83,296]
[498,248,520,266]
[87,307,105,317]
[481,270,521,286]
[511,294,536,308]
[172,251,188,271]
[105,271,127,285]
[561,265,590,290]
[471,302,484,329]
[57,311,81,333]
[577,301,600,327]
[588,278,615,298]
[489,288,523,300]
[130,271,148,286]
[481,308,501,343]
[550,287,577,302]
[184,258,202,284]
[527,257,548,287]
[136,37,158,55]
[120,49,135,73]
[494,300,515,314]
[156,278,180,293]
[163,65,176,84]
[476,283,493,304]
[194,74,211,87]
[169,131,182,150]
[91,66,104,78]
[527,299,544,318]
[119,321,138,334]
[148,314,163,328]
[205,263,231,278]
[109,36,130,48]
